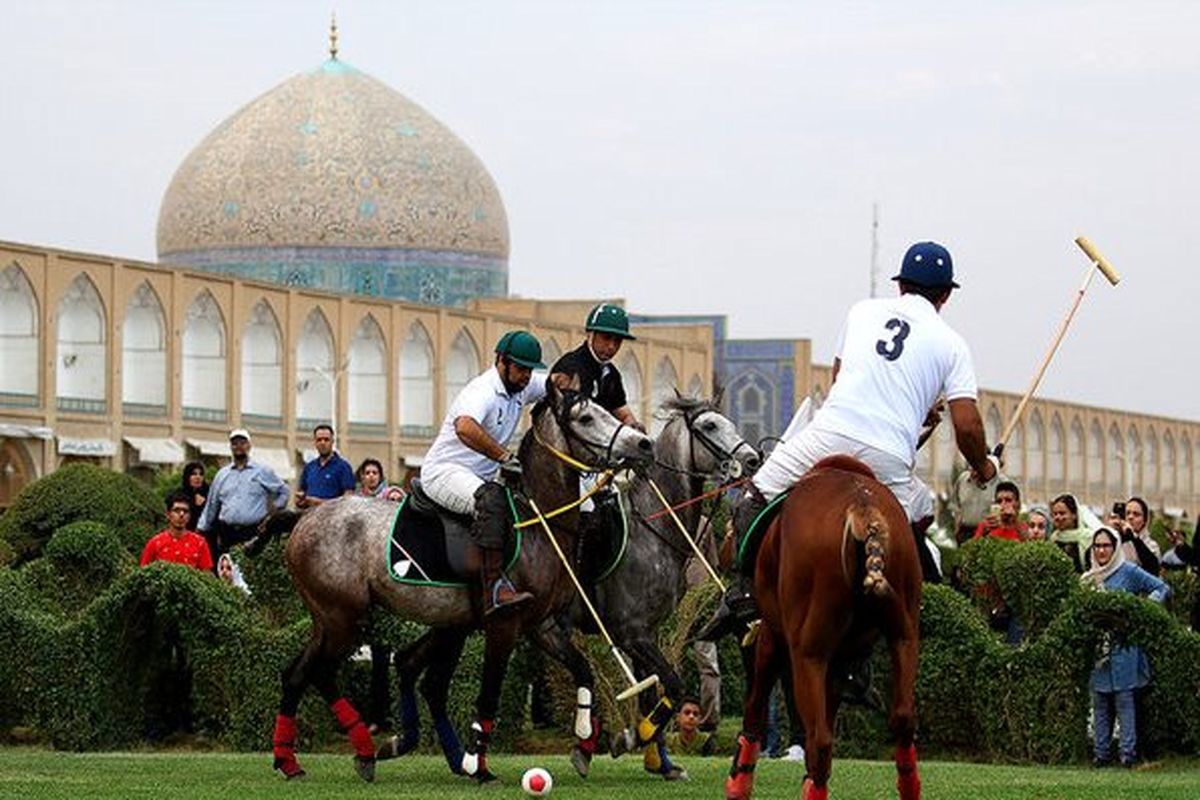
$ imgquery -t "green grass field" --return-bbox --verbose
[1,749,1198,799]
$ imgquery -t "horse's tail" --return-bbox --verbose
[843,493,892,597]
[246,509,303,556]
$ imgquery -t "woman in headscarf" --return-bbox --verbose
[181,461,208,533]
[355,458,405,502]
[1117,497,1161,573]
[1025,504,1051,541]
[1050,493,1090,572]
[1080,527,1169,768]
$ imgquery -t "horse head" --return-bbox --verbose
[530,382,654,471]
[658,395,761,482]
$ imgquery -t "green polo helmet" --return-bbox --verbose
[584,303,637,340]
[494,330,546,369]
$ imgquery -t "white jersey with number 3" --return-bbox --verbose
[810,294,977,467]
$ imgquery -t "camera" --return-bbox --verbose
[1111,502,1126,519]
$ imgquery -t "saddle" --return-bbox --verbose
[386,480,520,587]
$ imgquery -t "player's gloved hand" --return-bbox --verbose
[498,452,523,481]
[972,454,1001,488]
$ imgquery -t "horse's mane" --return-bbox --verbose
[658,395,719,417]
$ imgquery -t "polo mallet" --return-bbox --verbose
[527,498,658,701]
[995,236,1121,457]
[646,478,727,592]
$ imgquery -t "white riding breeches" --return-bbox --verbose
[752,427,932,523]
[421,466,484,516]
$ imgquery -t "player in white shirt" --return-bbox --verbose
[421,330,548,616]
[701,241,998,639]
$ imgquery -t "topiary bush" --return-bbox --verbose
[0,464,161,564]
[993,541,1077,639]
[23,521,136,617]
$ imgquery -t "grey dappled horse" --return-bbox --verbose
[533,396,760,779]
[261,384,653,782]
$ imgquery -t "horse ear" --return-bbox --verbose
[673,386,682,400]
[712,380,725,407]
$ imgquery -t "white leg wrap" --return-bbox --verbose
[574,687,593,739]
[461,751,479,776]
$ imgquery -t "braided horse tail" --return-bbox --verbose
[843,488,892,597]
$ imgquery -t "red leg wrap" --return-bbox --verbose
[331,698,376,758]
[724,734,760,800]
[579,715,602,755]
[896,743,921,800]
[804,783,829,800]
[272,714,303,776]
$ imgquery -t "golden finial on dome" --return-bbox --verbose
[329,12,339,60]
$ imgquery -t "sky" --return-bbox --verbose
[2,1,1198,421]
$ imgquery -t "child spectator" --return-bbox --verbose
[972,481,1027,541]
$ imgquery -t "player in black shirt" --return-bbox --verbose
[549,303,644,431]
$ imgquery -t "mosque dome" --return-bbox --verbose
[156,56,509,306]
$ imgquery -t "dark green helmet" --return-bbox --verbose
[584,303,636,340]
[495,330,546,369]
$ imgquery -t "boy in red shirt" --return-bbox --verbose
[141,491,215,570]
[972,481,1028,542]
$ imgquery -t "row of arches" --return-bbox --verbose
[1,266,699,431]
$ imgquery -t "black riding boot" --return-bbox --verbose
[912,516,942,585]
[695,486,769,642]
[472,482,532,616]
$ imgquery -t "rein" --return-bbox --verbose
[513,471,613,529]
[643,476,750,521]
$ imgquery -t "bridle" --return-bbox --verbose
[533,392,639,474]
[656,407,760,482]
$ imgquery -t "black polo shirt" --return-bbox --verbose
[551,343,628,412]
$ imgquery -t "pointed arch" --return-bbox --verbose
[182,290,227,418]
[241,299,283,419]
[296,308,335,424]
[348,314,387,426]
[1127,425,1142,491]
[444,328,481,408]
[56,273,107,410]
[1163,430,1177,494]
[1048,414,1065,482]
[650,356,680,435]
[1183,434,1195,497]
[726,368,774,448]
[1022,411,1042,483]
[616,351,644,422]
[399,321,435,433]
[1069,417,1085,488]
[122,282,167,410]
[1088,420,1105,496]
[1,264,39,401]
[1107,422,1124,493]
[1146,428,1160,492]
[984,405,1003,446]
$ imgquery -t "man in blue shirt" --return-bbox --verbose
[197,428,290,567]
[296,424,356,508]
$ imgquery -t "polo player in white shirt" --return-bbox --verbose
[421,330,548,616]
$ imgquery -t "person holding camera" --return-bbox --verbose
[972,481,1027,541]
[1117,497,1161,574]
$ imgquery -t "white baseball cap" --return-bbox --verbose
[228,428,252,442]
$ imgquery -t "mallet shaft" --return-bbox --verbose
[647,478,727,592]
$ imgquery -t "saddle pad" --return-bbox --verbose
[386,491,522,587]
[735,489,790,570]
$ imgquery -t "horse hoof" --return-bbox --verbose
[570,746,591,778]
[609,728,636,758]
[725,774,753,800]
[473,769,498,784]
[377,733,418,760]
[274,762,306,780]
[662,766,688,781]
[354,755,376,782]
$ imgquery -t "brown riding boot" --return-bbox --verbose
[480,544,532,616]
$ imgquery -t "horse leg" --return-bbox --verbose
[418,628,469,775]
[273,628,324,779]
[889,633,921,800]
[625,639,686,780]
[725,624,784,800]
[308,613,377,783]
[376,629,434,760]
[529,619,599,778]
[791,655,833,800]
[462,618,521,783]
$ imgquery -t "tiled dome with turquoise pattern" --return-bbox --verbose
[156,58,508,305]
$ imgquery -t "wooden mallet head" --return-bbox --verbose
[1074,236,1121,285]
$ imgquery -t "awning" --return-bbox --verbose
[255,447,297,481]
[187,438,230,457]
[0,423,53,439]
[403,454,424,468]
[123,437,185,465]
[57,437,116,457]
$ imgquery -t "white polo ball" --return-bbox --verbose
[521,766,553,796]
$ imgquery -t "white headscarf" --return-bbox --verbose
[1080,527,1125,590]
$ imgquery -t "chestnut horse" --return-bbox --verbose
[726,456,923,800]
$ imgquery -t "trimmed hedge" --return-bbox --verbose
[0,464,161,564]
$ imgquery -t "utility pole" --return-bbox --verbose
[869,203,880,298]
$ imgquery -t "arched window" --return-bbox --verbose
[241,300,282,420]
[687,373,705,399]
[1026,412,1045,483]
[296,309,335,425]
[1069,418,1085,487]
[1146,429,1160,493]
[0,264,39,401]
[1163,431,1177,494]
[1,438,36,510]
[182,291,227,419]
[1107,423,1124,494]
[1009,421,1026,480]
[985,405,1003,446]
[399,322,435,434]
[445,329,480,409]
[1127,426,1142,491]
[616,351,643,421]
[1088,420,1105,497]
[650,356,680,435]
[56,274,106,411]
[729,371,774,448]
[1048,415,1065,482]
[1184,435,1195,497]
[121,283,166,410]
[348,315,387,426]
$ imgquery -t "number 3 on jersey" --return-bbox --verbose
[875,318,911,361]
